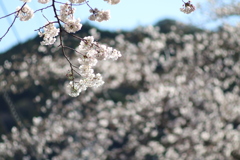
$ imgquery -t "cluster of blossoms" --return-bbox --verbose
[16,5,34,21]
[64,18,82,33]
[66,36,121,97]
[180,0,196,14]
[38,23,59,45]
[16,0,50,22]
[38,0,51,4]
[59,3,76,21]
[77,36,121,61]
[104,0,121,5]
[89,8,111,22]
[59,3,82,33]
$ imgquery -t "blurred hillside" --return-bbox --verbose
[0,19,202,133]
[0,19,240,160]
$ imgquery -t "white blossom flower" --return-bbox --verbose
[64,18,82,33]
[92,73,104,87]
[38,0,51,4]
[105,46,122,60]
[59,3,76,22]
[16,5,34,21]
[76,36,95,54]
[180,1,195,14]
[81,36,95,48]
[104,0,120,5]
[76,36,121,61]
[78,56,98,66]
[78,79,87,91]
[89,8,110,22]
[89,14,97,21]
[33,117,43,126]
[38,22,59,45]
[83,73,104,87]
[96,44,121,60]
[79,65,94,77]
[67,81,82,97]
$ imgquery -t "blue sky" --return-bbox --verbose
[0,0,203,53]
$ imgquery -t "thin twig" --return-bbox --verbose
[72,65,79,69]
[34,21,58,31]
[62,45,84,56]
[85,1,93,10]
[42,11,50,23]
[0,3,27,41]
[63,30,83,41]
[34,5,52,13]
[0,11,18,20]
[73,69,82,76]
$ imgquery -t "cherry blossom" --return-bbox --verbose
[38,0,51,4]
[16,5,34,21]
[64,18,82,33]
[38,22,59,45]
[180,0,196,14]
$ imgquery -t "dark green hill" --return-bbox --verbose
[0,19,204,134]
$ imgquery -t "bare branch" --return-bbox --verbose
[0,11,18,20]
[34,21,58,31]
[34,5,52,13]
[52,0,77,85]
[0,3,27,42]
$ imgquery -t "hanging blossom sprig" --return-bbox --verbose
[86,2,111,22]
[88,8,110,22]
[51,2,121,97]
[180,0,196,14]
[65,36,121,97]
[38,22,59,45]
